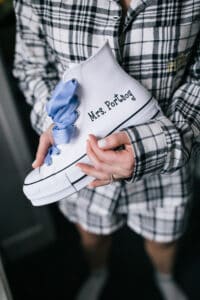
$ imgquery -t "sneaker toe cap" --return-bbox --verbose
[23,168,41,200]
[24,168,40,185]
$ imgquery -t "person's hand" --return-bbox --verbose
[76,132,135,188]
[32,124,54,168]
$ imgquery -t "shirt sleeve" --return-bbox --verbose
[124,37,200,182]
[13,0,59,134]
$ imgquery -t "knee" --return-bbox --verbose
[144,239,176,254]
[76,224,110,251]
[144,239,178,273]
[81,233,107,251]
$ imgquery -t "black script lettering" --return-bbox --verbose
[104,101,112,110]
[105,99,120,110]
[88,111,97,122]
[114,94,122,103]
[113,94,120,104]
[96,107,106,118]
[88,107,106,122]
[119,94,126,102]
[128,90,136,101]
[99,107,106,115]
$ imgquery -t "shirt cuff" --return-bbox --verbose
[30,105,54,135]
[124,119,168,182]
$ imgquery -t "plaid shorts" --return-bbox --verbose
[59,163,193,243]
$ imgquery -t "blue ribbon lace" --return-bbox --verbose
[44,79,79,166]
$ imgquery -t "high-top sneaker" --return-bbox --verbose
[23,40,162,206]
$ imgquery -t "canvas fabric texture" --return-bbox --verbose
[13,0,200,242]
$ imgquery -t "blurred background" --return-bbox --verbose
[0,1,200,299]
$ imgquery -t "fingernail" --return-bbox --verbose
[32,160,36,167]
[98,138,106,148]
[87,184,93,189]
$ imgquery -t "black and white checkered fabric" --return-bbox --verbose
[13,0,200,242]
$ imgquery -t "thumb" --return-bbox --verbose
[97,131,131,150]
[32,134,52,168]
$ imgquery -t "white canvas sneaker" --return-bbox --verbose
[23,40,162,206]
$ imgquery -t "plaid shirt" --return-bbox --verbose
[13,0,200,240]
[13,0,200,183]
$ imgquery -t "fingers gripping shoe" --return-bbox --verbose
[23,40,163,206]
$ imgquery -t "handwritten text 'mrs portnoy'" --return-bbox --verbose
[88,90,136,122]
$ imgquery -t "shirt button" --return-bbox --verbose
[112,16,120,20]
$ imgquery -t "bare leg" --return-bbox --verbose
[75,224,112,300]
[76,223,112,270]
[144,239,187,300]
[144,240,177,274]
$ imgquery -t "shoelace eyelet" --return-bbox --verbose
[56,149,61,155]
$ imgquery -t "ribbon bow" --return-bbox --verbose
[44,79,79,165]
